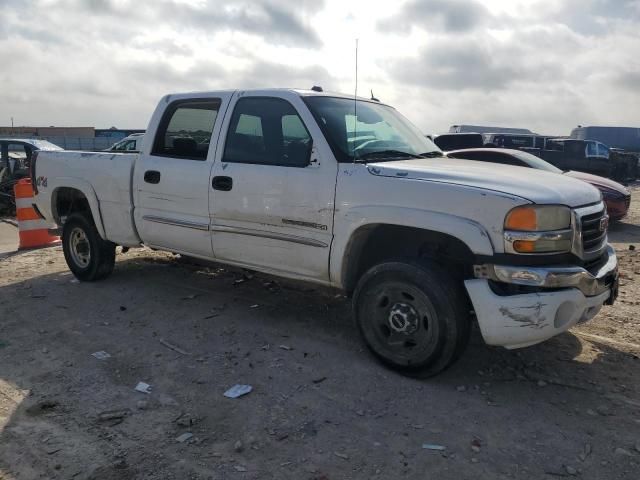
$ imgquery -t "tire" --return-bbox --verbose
[353,260,470,377]
[62,213,116,281]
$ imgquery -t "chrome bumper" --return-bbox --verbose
[474,245,618,298]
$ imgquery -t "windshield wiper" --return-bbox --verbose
[418,151,444,158]
[355,150,425,162]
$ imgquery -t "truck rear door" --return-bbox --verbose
[208,91,337,281]
[133,93,233,258]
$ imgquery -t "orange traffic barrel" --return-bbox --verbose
[14,178,60,250]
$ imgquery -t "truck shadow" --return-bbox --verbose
[0,252,637,479]
[608,220,640,244]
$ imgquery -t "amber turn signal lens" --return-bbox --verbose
[505,207,537,231]
[513,240,536,253]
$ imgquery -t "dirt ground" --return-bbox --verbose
[1,186,639,480]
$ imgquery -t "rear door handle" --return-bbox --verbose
[144,170,161,184]
[212,176,233,191]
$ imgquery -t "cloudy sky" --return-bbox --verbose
[1,0,639,135]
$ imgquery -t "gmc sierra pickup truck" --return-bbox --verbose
[32,88,619,377]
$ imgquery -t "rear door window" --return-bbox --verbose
[152,99,221,160]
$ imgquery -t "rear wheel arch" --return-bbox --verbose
[52,186,106,239]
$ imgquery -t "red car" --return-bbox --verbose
[447,148,631,221]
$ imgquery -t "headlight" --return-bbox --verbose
[504,205,572,254]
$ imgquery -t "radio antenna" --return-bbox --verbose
[353,38,359,163]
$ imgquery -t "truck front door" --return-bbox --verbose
[209,92,337,281]
[133,93,232,258]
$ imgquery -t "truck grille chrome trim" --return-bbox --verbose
[572,202,608,261]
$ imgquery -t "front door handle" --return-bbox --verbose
[212,176,233,191]
[144,170,161,184]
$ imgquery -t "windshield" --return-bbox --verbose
[511,150,563,173]
[303,96,441,162]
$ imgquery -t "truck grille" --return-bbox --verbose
[579,206,608,257]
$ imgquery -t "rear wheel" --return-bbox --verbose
[353,260,470,377]
[62,213,115,281]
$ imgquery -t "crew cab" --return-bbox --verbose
[31,88,619,377]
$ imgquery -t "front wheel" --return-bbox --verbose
[62,213,116,281]
[353,260,470,377]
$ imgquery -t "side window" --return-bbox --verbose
[597,143,609,157]
[586,141,598,157]
[223,97,312,167]
[152,99,220,160]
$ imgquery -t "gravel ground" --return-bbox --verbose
[0,185,639,480]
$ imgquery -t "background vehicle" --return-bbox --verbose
[32,88,618,377]
[447,148,631,221]
[105,133,144,152]
[0,138,62,215]
[432,133,484,151]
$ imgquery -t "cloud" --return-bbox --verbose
[378,0,491,33]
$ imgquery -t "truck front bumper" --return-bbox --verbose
[465,245,618,349]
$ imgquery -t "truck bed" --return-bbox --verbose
[34,150,140,246]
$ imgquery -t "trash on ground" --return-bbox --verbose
[176,432,193,443]
[91,351,111,360]
[279,345,292,351]
[422,443,446,451]
[224,384,252,398]
[312,376,327,384]
[333,451,349,460]
[134,382,152,394]
[181,294,200,300]
[234,465,247,472]
[159,338,191,356]
[249,304,260,309]
[98,409,130,422]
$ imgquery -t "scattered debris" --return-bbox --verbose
[175,413,198,427]
[159,338,191,356]
[181,294,200,300]
[422,444,446,451]
[91,351,111,360]
[134,382,152,394]
[579,443,592,462]
[119,306,127,311]
[26,400,59,416]
[565,465,577,476]
[333,451,349,460]
[471,439,481,453]
[234,465,247,472]
[70,278,79,284]
[456,385,467,392]
[279,345,293,351]
[176,432,193,443]
[249,304,260,309]
[30,294,47,299]
[234,440,244,452]
[224,384,252,398]
[98,409,130,423]
[136,400,149,410]
[614,447,633,457]
[537,380,548,387]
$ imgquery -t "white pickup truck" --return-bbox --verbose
[31,88,619,376]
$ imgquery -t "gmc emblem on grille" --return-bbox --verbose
[599,217,609,232]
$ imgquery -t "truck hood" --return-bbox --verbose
[366,158,600,207]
